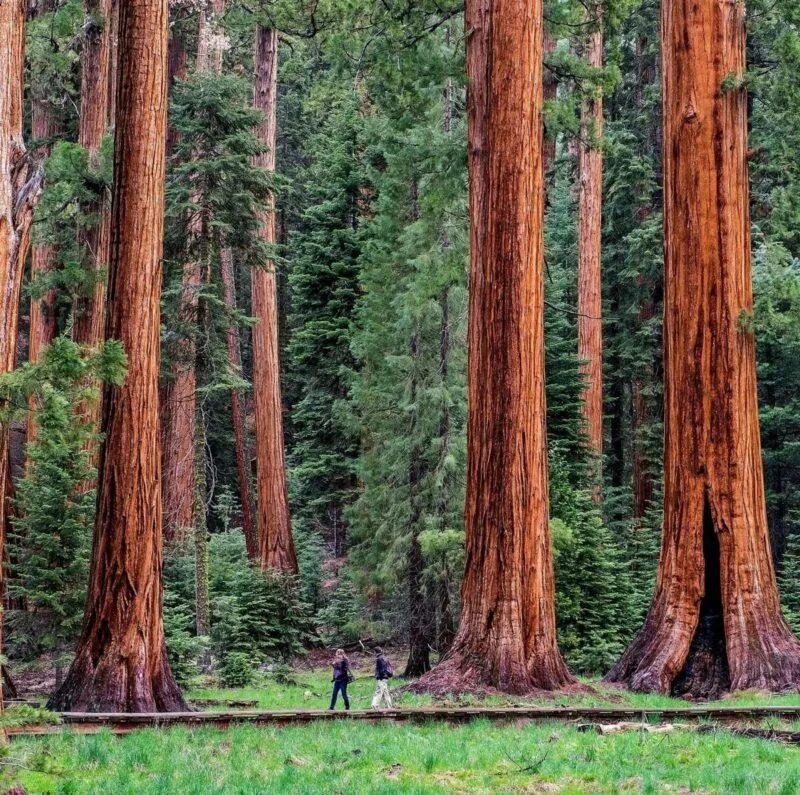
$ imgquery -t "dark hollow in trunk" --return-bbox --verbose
[671,499,730,700]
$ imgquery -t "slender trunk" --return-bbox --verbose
[606,0,800,698]
[27,83,61,449]
[28,103,60,368]
[405,332,431,677]
[631,35,657,524]
[577,5,604,494]
[415,0,573,694]
[158,28,188,530]
[72,0,113,484]
[252,26,296,573]
[194,410,210,640]
[436,290,455,654]
[0,0,44,721]
[49,0,186,712]
[221,248,257,559]
[543,32,558,179]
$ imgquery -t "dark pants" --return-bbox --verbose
[329,680,350,710]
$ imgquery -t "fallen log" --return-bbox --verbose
[189,699,259,708]
[578,722,679,736]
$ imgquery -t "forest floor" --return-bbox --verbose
[3,653,800,793]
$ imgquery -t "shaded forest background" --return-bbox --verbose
[4,0,800,685]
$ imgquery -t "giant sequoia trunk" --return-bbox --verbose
[414,0,572,694]
[252,27,297,573]
[1,0,44,715]
[577,5,604,480]
[605,0,800,698]
[49,0,186,712]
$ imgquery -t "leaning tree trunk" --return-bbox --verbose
[577,4,604,493]
[252,26,297,573]
[605,0,800,699]
[414,0,573,694]
[49,0,186,713]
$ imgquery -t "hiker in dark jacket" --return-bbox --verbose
[329,648,351,710]
[371,647,393,709]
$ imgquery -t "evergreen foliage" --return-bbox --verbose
[1,338,125,659]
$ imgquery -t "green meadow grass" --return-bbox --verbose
[4,670,800,794]
[7,717,800,794]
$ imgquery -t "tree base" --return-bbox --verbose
[408,651,576,697]
[607,503,800,699]
[47,644,187,713]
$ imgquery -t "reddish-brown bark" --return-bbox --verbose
[577,6,604,481]
[72,0,113,350]
[221,248,257,559]
[543,32,558,177]
[49,0,185,712]
[252,26,296,574]
[1,0,44,717]
[160,22,197,546]
[72,0,114,483]
[606,0,800,698]
[414,0,572,694]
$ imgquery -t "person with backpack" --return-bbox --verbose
[329,648,352,710]
[371,647,394,709]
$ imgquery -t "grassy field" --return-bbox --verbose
[3,662,800,793]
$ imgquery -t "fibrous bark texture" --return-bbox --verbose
[1,0,44,716]
[577,6,604,480]
[414,0,573,694]
[606,0,800,698]
[49,0,186,712]
[252,26,297,574]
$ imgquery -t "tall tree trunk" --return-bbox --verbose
[27,81,61,449]
[72,0,113,483]
[415,0,573,694]
[221,248,257,559]
[194,410,210,640]
[28,100,60,367]
[577,5,604,493]
[159,26,191,542]
[405,331,432,677]
[49,0,186,712]
[198,0,257,559]
[606,0,800,698]
[543,32,558,179]
[252,26,296,574]
[1,0,44,720]
[631,33,657,524]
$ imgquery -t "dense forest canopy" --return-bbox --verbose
[0,0,799,712]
